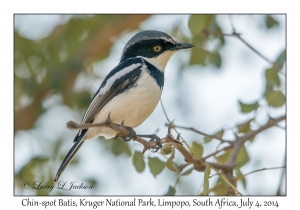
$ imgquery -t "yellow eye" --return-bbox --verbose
[152,45,162,52]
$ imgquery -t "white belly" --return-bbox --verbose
[85,70,162,140]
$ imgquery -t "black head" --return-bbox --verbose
[120,30,194,63]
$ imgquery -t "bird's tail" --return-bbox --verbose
[54,130,87,182]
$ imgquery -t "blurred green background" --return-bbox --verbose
[14,14,286,195]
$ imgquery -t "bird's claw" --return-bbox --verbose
[120,125,137,142]
[149,134,162,150]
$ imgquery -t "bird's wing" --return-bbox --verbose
[55,59,144,181]
[75,58,143,140]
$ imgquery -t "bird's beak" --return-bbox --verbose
[171,42,194,51]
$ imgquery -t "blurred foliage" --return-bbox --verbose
[14,14,151,132]
[191,141,203,158]
[204,129,224,143]
[132,151,145,173]
[164,185,176,196]
[265,15,279,29]
[14,14,285,196]
[200,166,210,196]
[187,15,224,68]
[148,157,165,177]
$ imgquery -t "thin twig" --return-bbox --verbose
[235,166,286,182]
[202,30,283,71]
[276,155,286,195]
[160,100,191,151]
[202,146,232,160]
[228,15,236,33]
[234,34,274,65]
[171,124,233,145]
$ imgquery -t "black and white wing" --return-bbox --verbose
[54,58,144,181]
[74,57,144,141]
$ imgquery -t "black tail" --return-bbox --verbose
[54,130,87,182]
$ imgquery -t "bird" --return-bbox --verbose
[54,30,194,182]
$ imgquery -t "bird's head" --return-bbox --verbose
[121,30,194,71]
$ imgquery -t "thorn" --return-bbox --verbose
[105,113,112,124]
[168,127,171,135]
[176,133,181,140]
[120,121,126,130]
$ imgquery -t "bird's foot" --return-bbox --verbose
[137,134,162,152]
[119,125,137,142]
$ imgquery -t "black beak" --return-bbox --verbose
[172,42,194,50]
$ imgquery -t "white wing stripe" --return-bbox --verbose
[99,63,142,95]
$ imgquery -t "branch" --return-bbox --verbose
[225,115,286,195]
[226,115,286,166]
[202,146,232,160]
[66,115,232,172]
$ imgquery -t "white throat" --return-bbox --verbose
[139,50,176,72]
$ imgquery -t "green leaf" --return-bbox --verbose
[235,168,246,188]
[204,129,224,143]
[148,157,165,177]
[161,143,172,155]
[266,15,279,29]
[239,101,259,113]
[166,148,177,172]
[202,166,210,195]
[210,183,228,195]
[132,151,145,173]
[180,166,194,176]
[237,119,252,134]
[275,49,286,70]
[216,146,249,169]
[203,136,213,143]
[235,145,250,169]
[207,52,222,68]
[164,185,176,195]
[189,47,210,65]
[216,148,231,164]
[266,90,286,108]
[265,67,281,87]
[166,159,178,172]
[213,129,224,138]
[191,141,203,158]
[111,138,131,156]
[188,15,214,35]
